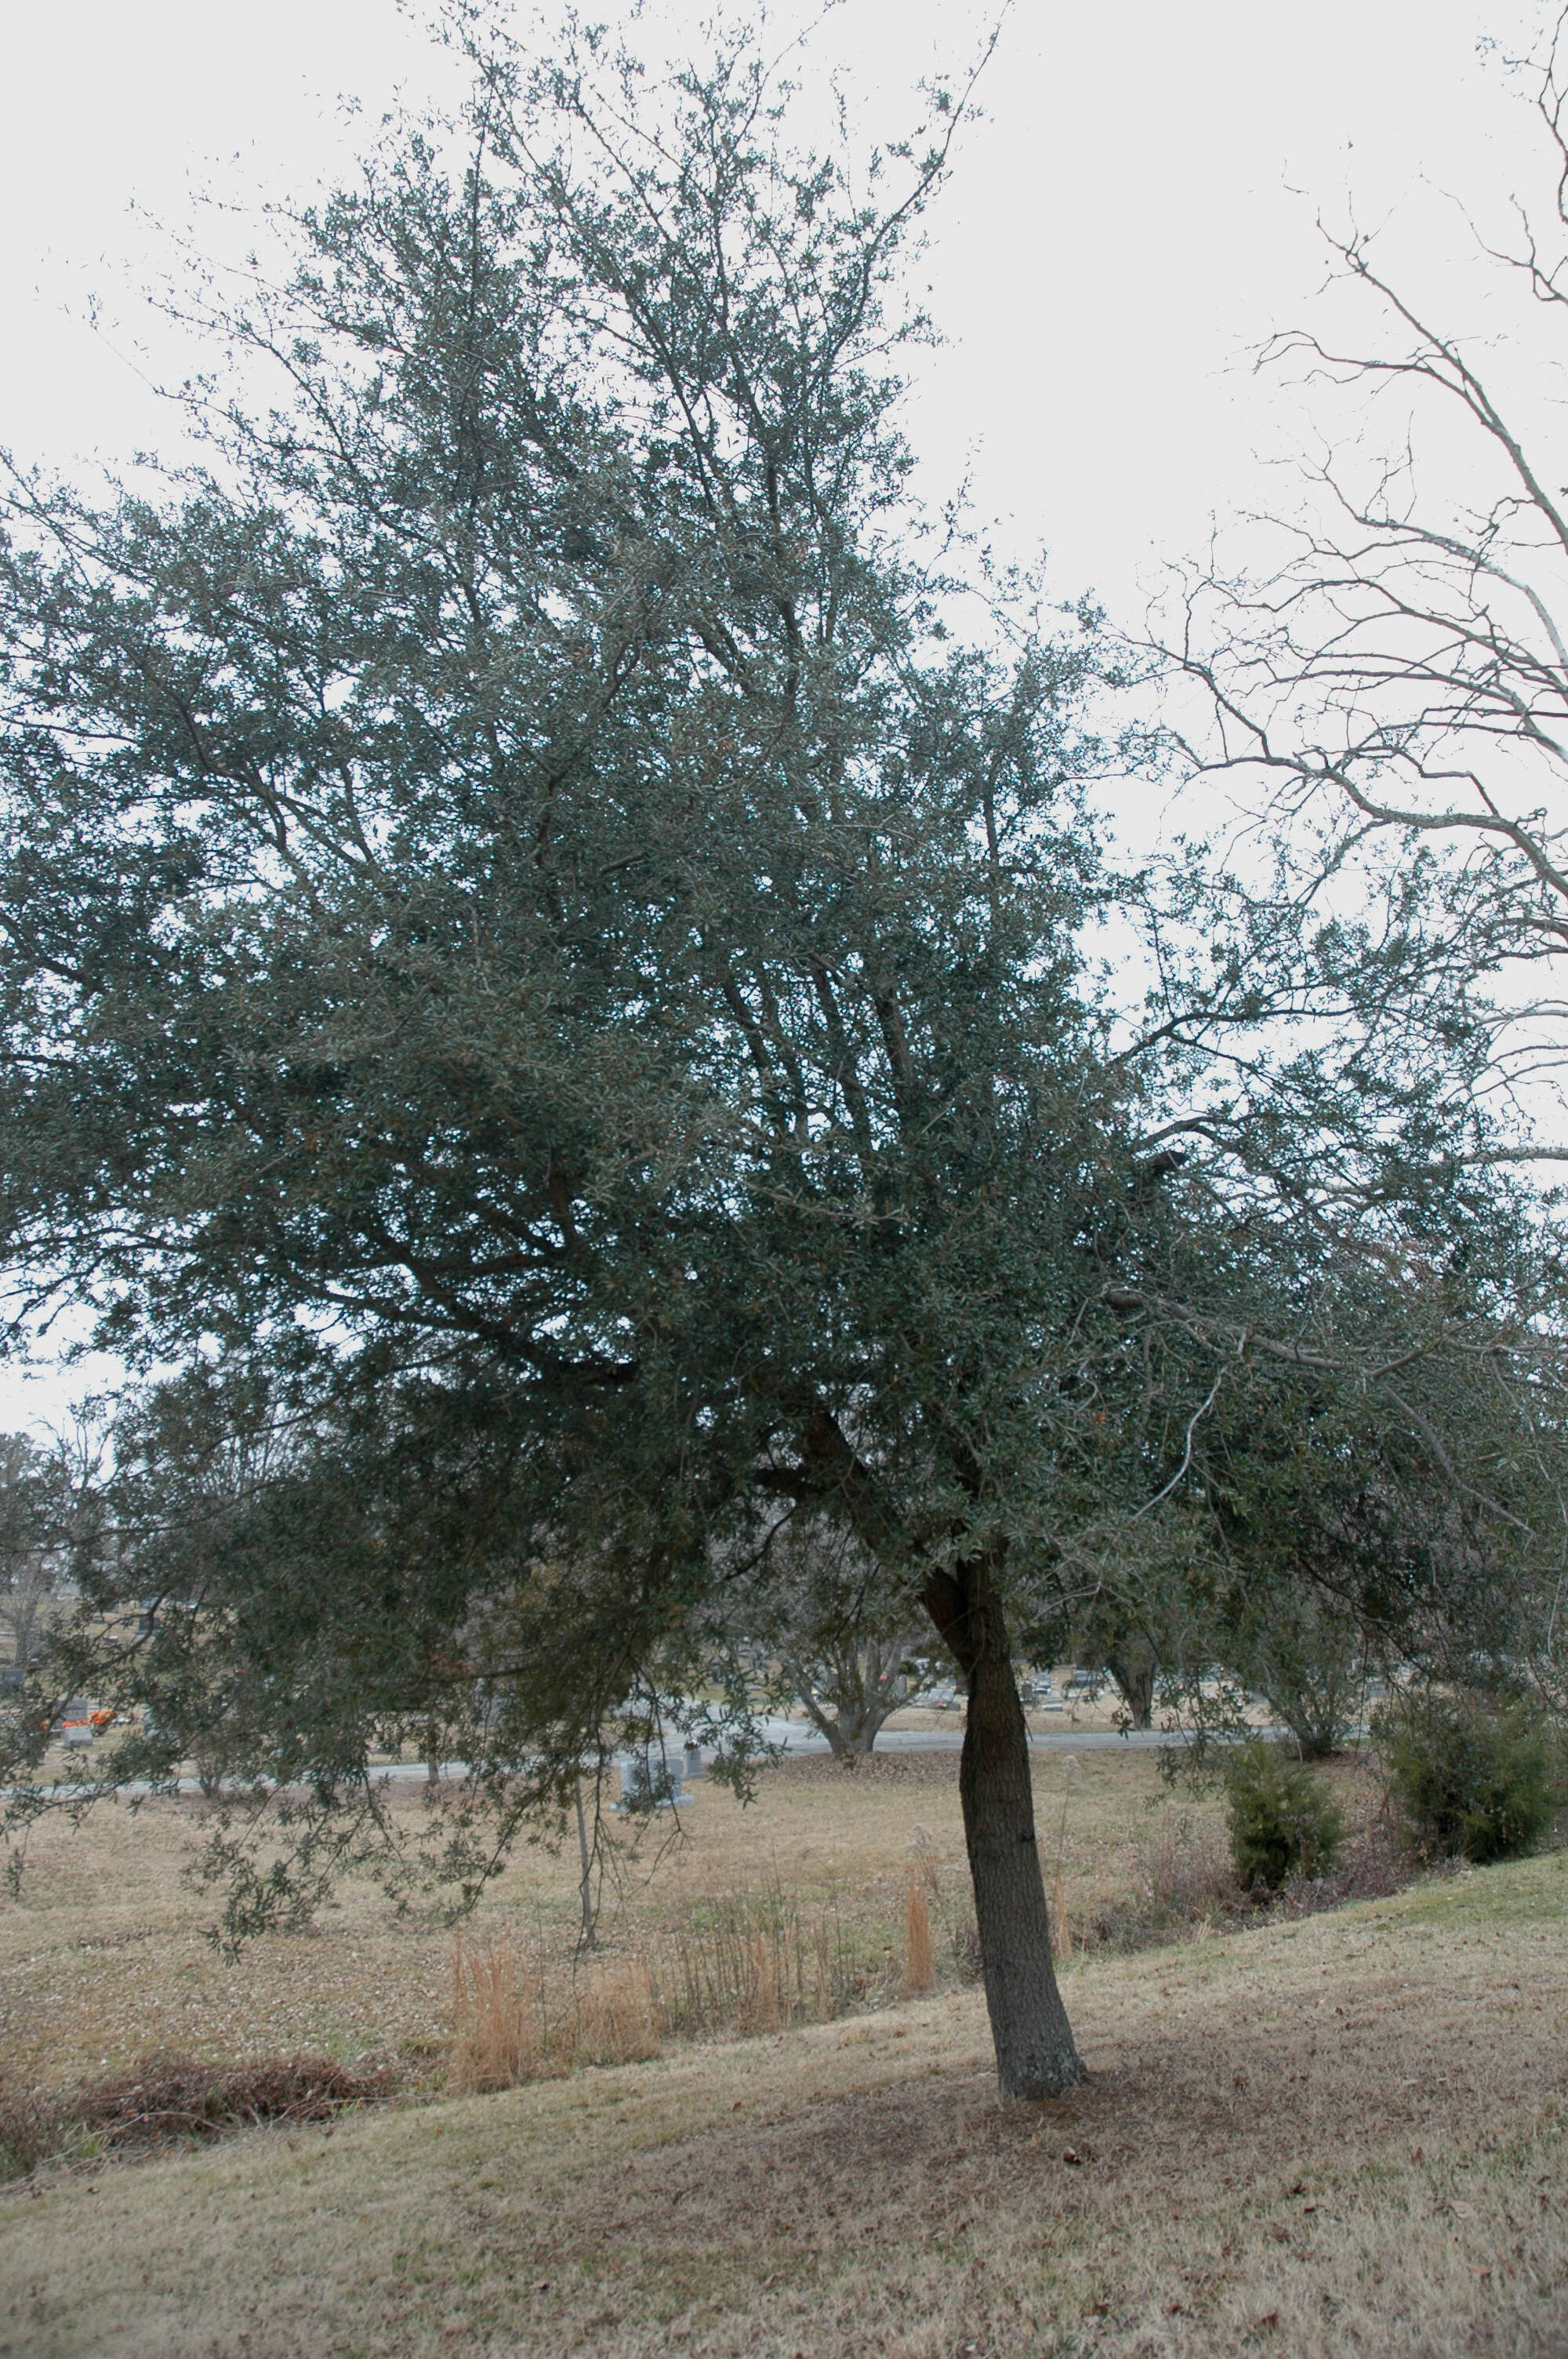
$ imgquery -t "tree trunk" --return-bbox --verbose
[574,1779,600,1950]
[924,1554,1083,2099]
[1107,1632,1158,1729]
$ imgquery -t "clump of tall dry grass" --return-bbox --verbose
[1080,1813,1243,1952]
[1049,1751,1083,1955]
[1138,1812,1243,1925]
[450,1936,546,2092]
[902,1827,938,1994]
[902,1877,935,1994]
[661,1885,850,2036]
[450,1937,664,2092]
[448,1883,872,2094]
[575,1958,662,2066]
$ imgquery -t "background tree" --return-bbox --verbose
[1101,1625,1161,1730]
[1016,1590,1167,1730]
[1133,27,1568,1743]
[1138,1212,1568,1744]
[732,1511,938,1757]
[1233,1590,1364,1762]
[1180,1372,1388,1759]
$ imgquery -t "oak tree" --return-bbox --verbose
[0,9,1155,2096]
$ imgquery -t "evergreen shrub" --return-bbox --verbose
[1374,1689,1561,1864]
[1225,1740,1345,1891]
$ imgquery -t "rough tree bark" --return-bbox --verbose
[925,1554,1083,2099]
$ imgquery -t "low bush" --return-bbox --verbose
[1225,1741,1345,1892]
[0,2052,391,2181]
[77,2052,391,2140]
[1374,1689,1562,1864]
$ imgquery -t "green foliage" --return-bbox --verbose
[1375,1689,1562,1866]
[1224,1740,1345,1892]
[0,10,1160,1921]
[1187,1348,1541,1756]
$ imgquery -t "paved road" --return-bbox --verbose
[22,1717,1296,1803]
[746,1716,1293,1755]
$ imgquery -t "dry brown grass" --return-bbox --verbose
[449,1936,540,2094]
[903,1877,937,1996]
[7,1741,1563,2357]
[449,1939,665,2092]
[449,1886,864,2095]
[1,1852,1564,2357]
[0,1746,1219,2095]
[575,1957,662,2067]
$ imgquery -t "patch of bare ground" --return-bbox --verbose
[2,1853,1565,2359]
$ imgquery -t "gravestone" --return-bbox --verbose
[614,1753,693,1811]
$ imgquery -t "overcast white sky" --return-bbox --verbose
[3,0,1549,591]
[0,0,1555,1430]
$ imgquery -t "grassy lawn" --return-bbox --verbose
[2,1756,1565,2357]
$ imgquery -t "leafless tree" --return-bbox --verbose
[1166,13,1568,1163]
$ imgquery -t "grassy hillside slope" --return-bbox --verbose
[2,1853,1565,2359]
